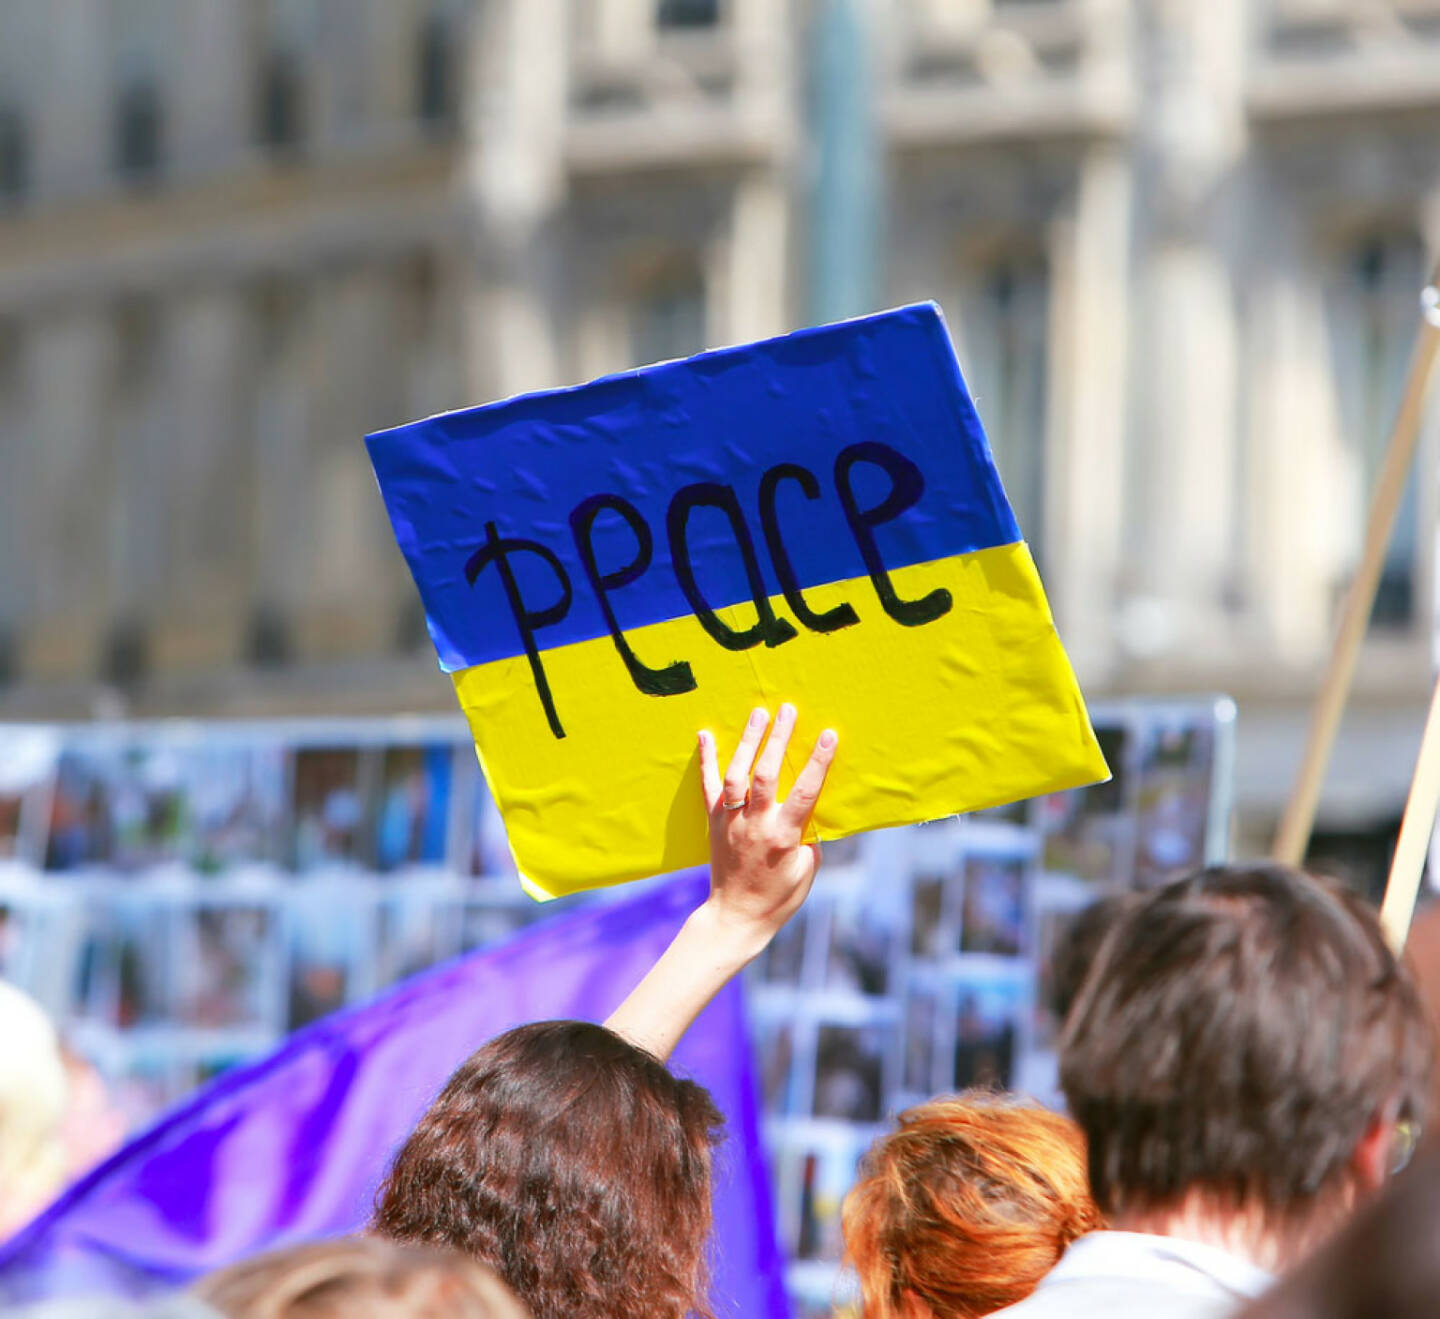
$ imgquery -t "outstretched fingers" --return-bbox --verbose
[698,730,723,814]
[720,707,770,812]
[781,728,838,832]
[748,703,797,809]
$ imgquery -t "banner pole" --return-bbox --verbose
[1381,674,1440,951]
[1273,272,1440,867]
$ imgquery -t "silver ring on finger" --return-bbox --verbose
[722,798,747,811]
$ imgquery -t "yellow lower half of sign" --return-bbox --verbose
[452,541,1107,899]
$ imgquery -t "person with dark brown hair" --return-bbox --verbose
[843,1093,1103,1319]
[194,1237,528,1317]
[995,864,1434,1319]
[374,704,837,1319]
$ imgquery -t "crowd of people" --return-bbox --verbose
[2,702,1439,1317]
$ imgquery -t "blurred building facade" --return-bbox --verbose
[2,0,1439,861]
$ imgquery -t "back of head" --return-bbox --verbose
[372,1020,723,1319]
[1061,864,1433,1228]
[842,1093,1102,1319]
[0,981,69,1238]
[194,1237,529,1318]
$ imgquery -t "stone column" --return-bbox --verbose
[1240,227,1350,666]
[461,0,568,399]
[1044,144,1132,680]
[303,266,407,658]
[156,286,248,669]
[0,326,32,663]
[34,0,108,199]
[1121,0,1248,662]
[171,0,251,172]
[25,309,110,679]
[249,279,314,658]
[712,167,791,347]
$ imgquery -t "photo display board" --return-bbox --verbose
[0,699,1232,1314]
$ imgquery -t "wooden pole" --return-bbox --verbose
[1273,272,1440,866]
[1380,674,1440,951]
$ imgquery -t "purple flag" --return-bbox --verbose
[0,874,789,1318]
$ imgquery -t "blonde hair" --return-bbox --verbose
[843,1093,1102,1319]
[193,1237,531,1318]
[0,981,69,1238]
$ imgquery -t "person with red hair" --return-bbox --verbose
[843,1094,1102,1319]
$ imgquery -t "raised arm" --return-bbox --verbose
[604,703,838,1062]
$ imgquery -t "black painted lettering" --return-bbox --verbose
[569,494,697,698]
[465,521,572,739]
[758,462,860,634]
[833,442,953,626]
[667,482,798,651]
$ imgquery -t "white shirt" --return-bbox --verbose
[991,1230,1275,1319]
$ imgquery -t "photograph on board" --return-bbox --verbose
[287,891,369,1030]
[75,897,174,1029]
[455,900,531,954]
[754,1014,798,1115]
[290,747,373,871]
[0,901,27,983]
[376,888,458,986]
[187,743,289,873]
[901,984,939,1096]
[373,743,454,872]
[1133,717,1215,888]
[823,891,898,997]
[813,1021,887,1124]
[756,906,812,987]
[181,903,281,1030]
[109,743,191,871]
[952,977,1024,1092]
[1037,724,1131,886]
[45,746,118,871]
[909,870,951,961]
[778,1137,868,1264]
[0,728,58,866]
[959,853,1028,957]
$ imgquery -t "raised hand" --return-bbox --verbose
[605,704,838,1061]
[699,704,837,948]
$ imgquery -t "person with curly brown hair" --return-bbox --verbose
[373,704,837,1319]
[844,1093,1102,1319]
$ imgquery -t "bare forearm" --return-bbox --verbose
[606,706,835,1063]
[604,902,772,1062]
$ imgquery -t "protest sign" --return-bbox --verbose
[367,303,1107,897]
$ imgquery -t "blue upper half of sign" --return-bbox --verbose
[366,302,1022,672]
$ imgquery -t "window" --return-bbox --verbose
[0,104,27,204]
[257,46,305,152]
[657,0,720,29]
[1327,232,1426,629]
[630,259,706,366]
[416,11,458,131]
[114,75,163,181]
[959,255,1050,562]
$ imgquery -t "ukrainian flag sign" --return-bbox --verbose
[367,303,1107,898]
